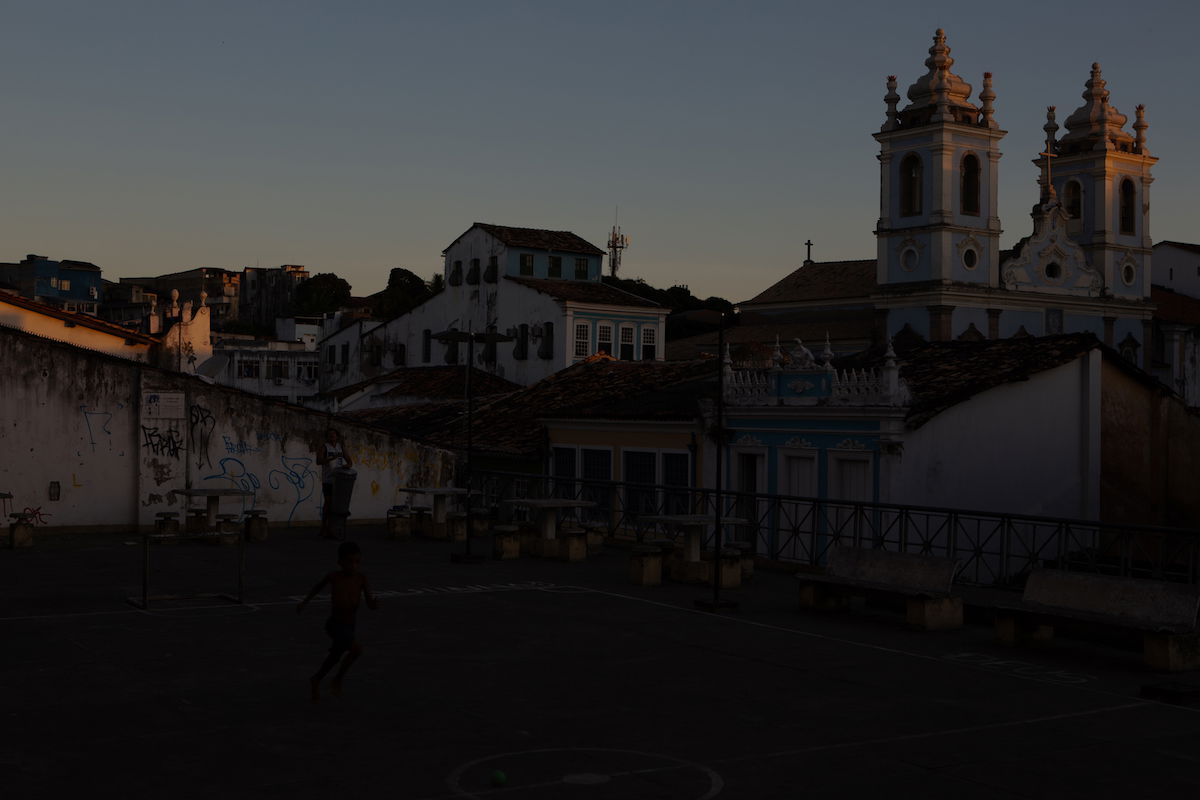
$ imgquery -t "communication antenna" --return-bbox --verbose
[607,209,630,278]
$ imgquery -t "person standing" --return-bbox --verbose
[316,427,353,539]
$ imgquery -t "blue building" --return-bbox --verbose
[0,254,103,315]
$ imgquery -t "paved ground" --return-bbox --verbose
[3,525,1200,799]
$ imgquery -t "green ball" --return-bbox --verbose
[490,770,507,787]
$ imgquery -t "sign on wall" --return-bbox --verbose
[143,391,185,419]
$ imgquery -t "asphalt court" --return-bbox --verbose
[3,530,1200,798]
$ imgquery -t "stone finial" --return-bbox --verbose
[979,72,997,128]
[198,290,208,307]
[884,337,897,366]
[1041,106,1059,203]
[1060,61,1131,153]
[169,288,180,316]
[772,335,783,367]
[821,333,834,371]
[904,29,975,115]
[1134,104,1148,154]
[882,75,900,131]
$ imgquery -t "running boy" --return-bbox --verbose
[297,541,379,702]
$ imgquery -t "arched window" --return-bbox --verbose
[1064,181,1082,220]
[900,154,923,217]
[960,154,980,215]
[1119,178,1137,235]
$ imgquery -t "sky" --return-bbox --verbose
[3,0,1198,302]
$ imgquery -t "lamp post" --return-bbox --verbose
[434,326,513,564]
[696,311,737,612]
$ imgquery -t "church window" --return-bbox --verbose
[962,249,978,270]
[900,155,923,217]
[1119,179,1137,235]
[900,247,918,272]
[1122,263,1137,286]
[960,154,980,215]
[1065,181,1082,219]
[1045,262,1062,281]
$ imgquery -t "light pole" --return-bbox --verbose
[434,326,513,564]
[696,310,737,612]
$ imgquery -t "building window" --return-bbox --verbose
[60,279,71,292]
[266,360,288,379]
[597,323,613,355]
[960,154,980,215]
[662,452,691,514]
[1065,180,1082,219]
[548,256,562,278]
[49,277,59,289]
[484,255,498,283]
[422,329,432,363]
[238,360,261,378]
[1120,178,1137,235]
[466,258,480,285]
[449,260,463,286]
[641,327,657,360]
[619,326,635,360]
[900,154,922,217]
[444,332,458,364]
[326,345,335,364]
[520,254,534,276]
[574,323,590,358]
[574,258,589,280]
[538,322,554,359]
[514,323,529,360]
[623,451,657,513]
[962,248,978,270]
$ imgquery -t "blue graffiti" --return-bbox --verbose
[256,431,285,445]
[203,457,261,510]
[269,455,318,523]
[222,435,261,455]
[80,406,113,453]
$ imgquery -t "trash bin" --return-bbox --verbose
[328,468,357,518]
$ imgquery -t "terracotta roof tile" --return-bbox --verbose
[506,277,662,308]
[0,292,159,345]
[740,259,877,306]
[666,313,876,361]
[1152,285,1200,325]
[450,223,605,256]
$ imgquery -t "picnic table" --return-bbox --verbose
[170,488,254,530]
[642,514,748,563]
[404,487,478,524]
[506,498,597,540]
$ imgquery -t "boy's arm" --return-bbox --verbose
[362,574,379,610]
[296,573,330,613]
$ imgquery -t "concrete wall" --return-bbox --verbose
[0,328,454,532]
[1154,244,1200,299]
[890,356,1099,519]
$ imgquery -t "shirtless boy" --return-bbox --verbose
[297,541,379,702]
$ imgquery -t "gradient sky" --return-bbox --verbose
[3,0,1198,303]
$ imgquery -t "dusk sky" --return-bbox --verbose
[3,0,1197,302]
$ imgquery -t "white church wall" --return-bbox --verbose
[888,358,1097,519]
[887,307,929,339]
[1153,244,1200,299]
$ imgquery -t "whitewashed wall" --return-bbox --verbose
[887,353,1100,518]
[0,328,453,531]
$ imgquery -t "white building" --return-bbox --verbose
[319,223,668,395]
[200,333,320,405]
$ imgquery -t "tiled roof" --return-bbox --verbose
[740,259,877,306]
[1151,285,1200,325]
[449,223,605,256]
[378,366,523,400]
[350,358,714,456]
[892,333,1104,428]
[666,313,876,361]
[505,277,662,308]
[1154,241,1200,255]
[0,291,159,345]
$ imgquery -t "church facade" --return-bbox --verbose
[739,30,1157,368]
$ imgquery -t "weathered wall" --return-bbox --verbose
[0,328,454,531]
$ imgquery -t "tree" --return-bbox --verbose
[292,273,352,316]
[428,272,445,295]
[372,267,433,319]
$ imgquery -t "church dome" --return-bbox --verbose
[1059,63,1135,154]
[900,29,979,123]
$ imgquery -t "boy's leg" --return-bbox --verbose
[311,619,351,700]
[330,642,364,696]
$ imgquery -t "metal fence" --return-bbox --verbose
[476,470,1200,587]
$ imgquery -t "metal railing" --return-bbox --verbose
[476,470,1200,587]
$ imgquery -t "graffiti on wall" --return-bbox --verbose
[22,506,52,525]
[188,404,216,469]
[269,454,318,523]
[142,425,185,459]
[79,405,114,454]
[204,457,261,508]
[149,458,175,486]
[222,436,261,456]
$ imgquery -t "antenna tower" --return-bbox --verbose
[607,222,630,278]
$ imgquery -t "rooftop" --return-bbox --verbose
[448,223,606,256]
[505,277,662,308]
[739,259,877,307]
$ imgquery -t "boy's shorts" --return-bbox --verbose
[325,617,356,655]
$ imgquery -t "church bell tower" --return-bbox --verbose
[874,30,1006,294]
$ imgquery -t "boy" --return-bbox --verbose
[297,541,379,702]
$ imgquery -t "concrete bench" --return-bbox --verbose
[492,525,520,560]
[184,508,209,534]
[797,547,963,630]
[995,570,1200,671]
[386,505,410,540]
[630,544,663,586]
[154,511,181,536]
[8,513,34,549]
[724,541,754,581]
[558,526,588,562]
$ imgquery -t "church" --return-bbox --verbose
[731,29,1156,367]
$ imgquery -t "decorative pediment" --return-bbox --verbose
[1001,203,1102,296]
[784,437,816,449]
[734,434,764,447]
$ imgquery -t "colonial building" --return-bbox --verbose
[318,223,668,395]
[705,31,1156,370]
